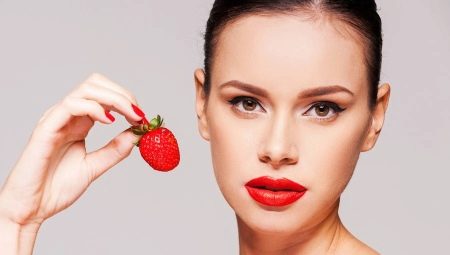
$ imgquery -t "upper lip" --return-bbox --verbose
[245,176,306,192]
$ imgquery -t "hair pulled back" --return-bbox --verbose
[203,0,382,108]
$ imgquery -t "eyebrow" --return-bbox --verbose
[219,80,354,99]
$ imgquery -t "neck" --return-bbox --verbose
[237,201,347,255]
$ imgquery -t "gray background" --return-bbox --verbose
[0,0,449,254]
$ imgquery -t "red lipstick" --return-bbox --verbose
[245,176,307,207]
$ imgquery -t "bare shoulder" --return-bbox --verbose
[349,241,380,255]
[336,229,380,255]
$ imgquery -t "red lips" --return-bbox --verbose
[245,176,307,207]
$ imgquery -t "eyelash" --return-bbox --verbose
[228,96,265,116]
[303,101,345,122]
[227,96,345,121]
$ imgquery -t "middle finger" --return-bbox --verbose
[71,83,144,125]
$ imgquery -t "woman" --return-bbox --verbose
[0,0,390,254]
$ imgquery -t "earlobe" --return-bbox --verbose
[194,68,210,141]
[361,83,391,152]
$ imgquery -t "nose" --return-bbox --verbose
[257,114,299,169]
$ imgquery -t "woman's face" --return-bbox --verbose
[195,14,387,234]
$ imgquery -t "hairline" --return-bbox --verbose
[206,9,374,104]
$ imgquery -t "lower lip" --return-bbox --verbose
[245,186,306,207]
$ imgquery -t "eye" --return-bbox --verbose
[303,101,345,121]
[228,96,265,114]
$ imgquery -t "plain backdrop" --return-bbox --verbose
[0,0,449,254]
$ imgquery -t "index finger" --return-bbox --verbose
[86,73,139,106]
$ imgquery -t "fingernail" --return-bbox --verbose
[138,116,150,125]
[132,104,146,117]
[105,110,115,122]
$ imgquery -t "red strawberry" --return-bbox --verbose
[131,115,180,171]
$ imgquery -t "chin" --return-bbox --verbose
[235,204,311,235]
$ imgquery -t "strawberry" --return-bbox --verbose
[131,115,180,171]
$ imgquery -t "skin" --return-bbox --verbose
[0,73,144,254]
[0,10,390,255]
[194,14,390,255]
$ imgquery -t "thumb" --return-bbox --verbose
[84,128,138,182]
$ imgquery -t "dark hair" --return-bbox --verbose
[203,0,382,109]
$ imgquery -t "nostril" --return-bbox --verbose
[260,155,271,163]
[259,153,298,169]
[281,157,297,166]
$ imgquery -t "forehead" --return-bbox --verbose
[212,14,368,95]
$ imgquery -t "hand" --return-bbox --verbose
[0,73,145,228]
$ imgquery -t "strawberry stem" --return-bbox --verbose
[131,114,164,138]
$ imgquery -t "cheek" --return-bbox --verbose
[206,102,255,198]
[205,93,371,218]
[301,111,370,202]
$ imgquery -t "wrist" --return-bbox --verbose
[0,216,41,255]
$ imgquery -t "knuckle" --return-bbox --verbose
[78,81,91,91]
[70,83,89,98]
[77,82,96,98]
[87,72,103,81]
[34,120,65,143]
[128,93,138,104]
[112,139,130,159]
[110,94,125,108]
[38,104,57,121]
[61,96,74,108]
[112,87,136,104]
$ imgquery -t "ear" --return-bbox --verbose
[361,83,391,152]
[194,68,210,141]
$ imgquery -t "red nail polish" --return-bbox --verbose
[105,110,115,122]
[132,104,146,117]
[138,116,150,125]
